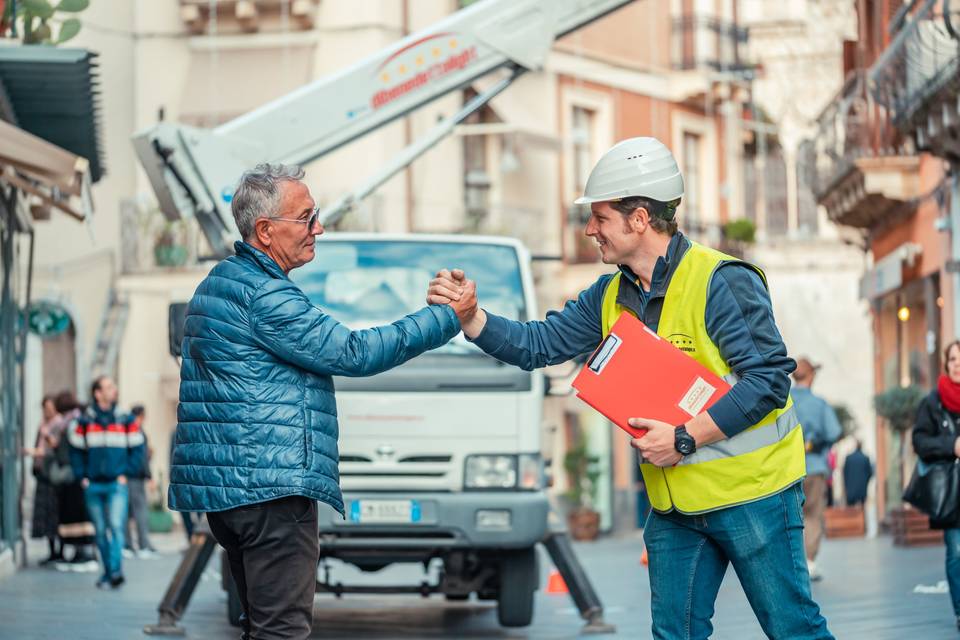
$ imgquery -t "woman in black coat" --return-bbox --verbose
[913,339,960,631]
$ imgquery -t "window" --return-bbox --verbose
[569,106,598,262]
[682,132,702,233]
[572,107,595,195]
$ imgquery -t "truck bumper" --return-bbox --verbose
[318,491,549,550]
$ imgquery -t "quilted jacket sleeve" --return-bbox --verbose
[249,278,461,377]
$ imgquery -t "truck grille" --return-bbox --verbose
[339,454,455,491]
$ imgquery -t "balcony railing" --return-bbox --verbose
[671,14,751,74]
[180,0,318,34]
[869,0,959,137]
[812,71,919,228]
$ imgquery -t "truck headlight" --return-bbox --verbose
[464,455,517,489]
[464,454,542,490]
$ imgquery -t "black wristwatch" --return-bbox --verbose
[674,425,697,456]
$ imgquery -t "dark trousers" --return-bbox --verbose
[207,496,319,640]
[125,478,153,551]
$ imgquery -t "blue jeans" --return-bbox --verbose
[84,481,128,579]
[644,482,833,639]
[944,528,960,616]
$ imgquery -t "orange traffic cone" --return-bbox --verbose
[545,569,568,594]
[640,548,649,566]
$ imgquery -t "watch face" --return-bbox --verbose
[675,429,696,455]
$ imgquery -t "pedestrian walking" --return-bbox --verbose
[170,164,465,639]
[24,395,63,565]
[123,405,157,558]
[50,391,98,573]
[911,339,960,632]
[843,439,872,507]
[429,137,833,639]
[67,376,145,588]
[792,357,843,581]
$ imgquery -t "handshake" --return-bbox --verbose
[426,269,485,336]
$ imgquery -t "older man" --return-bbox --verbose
[169,164,467,640]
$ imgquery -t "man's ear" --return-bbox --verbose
[631,207,650,233]
[253,218,273,247]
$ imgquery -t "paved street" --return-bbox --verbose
[0,532,957,639]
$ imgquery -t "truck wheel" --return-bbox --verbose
[497,547,538,627]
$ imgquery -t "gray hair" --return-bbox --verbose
[231,163,306,240]
[611,196,680,236]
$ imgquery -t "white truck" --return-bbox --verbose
[290,233,547,626]
[139,0,632,633]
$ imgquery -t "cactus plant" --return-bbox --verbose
[6,0,88,45]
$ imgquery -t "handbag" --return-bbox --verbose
[904,403,960,522]
[45,456,75,486]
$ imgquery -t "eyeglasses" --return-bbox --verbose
[269,207,321,230]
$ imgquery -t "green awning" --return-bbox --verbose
[0,47,104,183]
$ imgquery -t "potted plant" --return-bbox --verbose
[154,221,189,268]
[719,218,756,258]
[563,433,601,541]
[3,0,88,45]
[874,385,938,545]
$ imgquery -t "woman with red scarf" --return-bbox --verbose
[913,339,960,632]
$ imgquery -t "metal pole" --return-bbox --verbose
[541,530,616,634]
[143,529,219,636]
[16,229,32,566]
[0,189,18,553]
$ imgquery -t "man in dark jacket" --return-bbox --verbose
[170,163,465,640]
[67,376,144,588]
[842,439,872,507]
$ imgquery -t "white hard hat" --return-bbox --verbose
[574,137,684,205]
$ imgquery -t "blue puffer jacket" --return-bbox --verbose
[169,241,460,515]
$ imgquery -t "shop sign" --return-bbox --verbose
[26,301,71,338]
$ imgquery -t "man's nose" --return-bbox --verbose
[584,218,597,236]
[314,223,325,236]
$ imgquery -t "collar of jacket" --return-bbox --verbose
[88,403,119,421]
[616,232,690,296]
[234,241,290,281]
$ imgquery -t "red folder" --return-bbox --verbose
[572,313,731,439]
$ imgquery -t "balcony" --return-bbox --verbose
[671,14,753,76]
[812,71,920,229]
[179,0,318,34]
[869,0,960,157]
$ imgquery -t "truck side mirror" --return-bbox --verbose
[168,303,188,358]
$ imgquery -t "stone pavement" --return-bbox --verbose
[0,531,956,639]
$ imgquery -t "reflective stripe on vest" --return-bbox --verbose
[600,241,806,514]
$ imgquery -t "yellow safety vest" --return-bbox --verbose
[600,241,806,514]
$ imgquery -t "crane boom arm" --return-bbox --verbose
[133,0,634,256]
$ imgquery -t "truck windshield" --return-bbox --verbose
[293,239,527,356]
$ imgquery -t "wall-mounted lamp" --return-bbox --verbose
[898,305,911,322]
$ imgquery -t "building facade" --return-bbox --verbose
[812,0,960,522]
[11,0,860,537]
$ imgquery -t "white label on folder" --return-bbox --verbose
[588,333,622,374]
[678,377,716,417]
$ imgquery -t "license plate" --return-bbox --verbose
[349,500,421,524]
